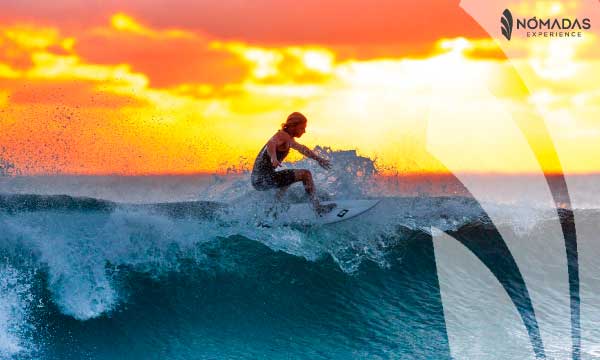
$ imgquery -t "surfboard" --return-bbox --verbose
[260,199,380,227]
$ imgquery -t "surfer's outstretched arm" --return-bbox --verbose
[290,140,331,169]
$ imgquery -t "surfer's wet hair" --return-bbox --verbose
[282,112,307,131]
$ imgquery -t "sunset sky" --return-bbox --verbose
[0,0,599,175]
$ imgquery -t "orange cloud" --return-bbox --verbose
[1,0,488,58]
[0,24,64,71]
[71,13,250,88]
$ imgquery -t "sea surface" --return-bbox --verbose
[0,154,599,359]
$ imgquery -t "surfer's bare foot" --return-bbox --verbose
[316,203,336,216]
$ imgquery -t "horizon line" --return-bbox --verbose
[3,170,600,177]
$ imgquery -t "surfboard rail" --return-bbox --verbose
[259,199,381,227]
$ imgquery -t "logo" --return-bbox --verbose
[500,8,591,40]
[501,9,513,40]
[336,209,349,218]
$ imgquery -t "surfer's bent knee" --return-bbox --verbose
[294,169,314,194]
[294,169,312,182]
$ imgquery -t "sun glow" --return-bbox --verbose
[0,6,598,175]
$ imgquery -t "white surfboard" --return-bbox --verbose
[261,199,380,227]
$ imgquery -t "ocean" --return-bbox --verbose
[0,154,599,359]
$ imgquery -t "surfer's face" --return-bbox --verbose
[290,122,306,137]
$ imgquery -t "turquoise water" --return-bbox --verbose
[0,167,597,359]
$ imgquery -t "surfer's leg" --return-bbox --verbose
[275,185,289,200]
[293,169,336,216]
[264,170,296,216]
[271,169,297,202]
[294,169,323,210]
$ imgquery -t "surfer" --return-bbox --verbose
[251,112,336,215]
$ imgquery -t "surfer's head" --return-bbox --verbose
[282,112,307,137]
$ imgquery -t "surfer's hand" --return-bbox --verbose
[317,157,331,170]
[271,158,281,168]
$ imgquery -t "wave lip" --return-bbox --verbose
[0,193,115,214]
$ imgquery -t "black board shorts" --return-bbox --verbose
[251,169,296,191]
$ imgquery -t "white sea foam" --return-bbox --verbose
[0,149,595,328]
[0,264,34,358]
